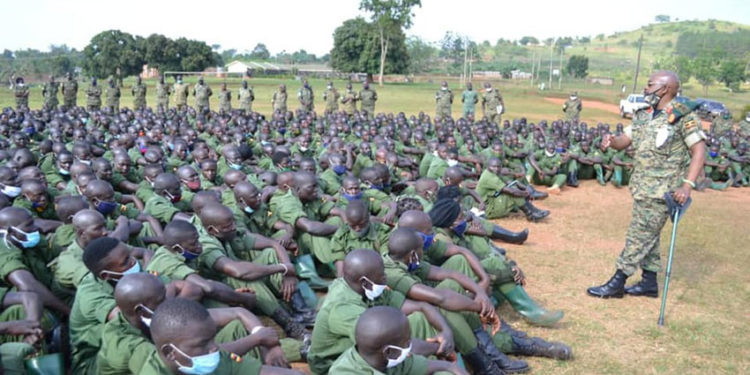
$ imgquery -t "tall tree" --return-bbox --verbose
[359,0,421,85]
[250,43,270,60]
[717,59,746,92]
[82,30,144,79]
[691,55,717,95]
[566,55,589,78]
[330,17,408,77]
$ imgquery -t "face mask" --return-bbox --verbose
[342,191,362,201]
[384,343,411,368]
[418,232,435,250]
[168,344,220,375]
[643,86,663,108]
[407,252,420,273]
[173,244,200,261]
[570,96,577,101]
[24,127,35,135]
[77,158,92,166]
[278,128,287,136]
[243,205,255,215]
[354,225,370,238]
[185,180,201,191]
[101,260,141,282]
[485,88,492,92]
[370,183,384,191]
[709,151,718,158]
[332,165,347,175]
[555,147,565,154]
[96,200,119,215]
[453,220,468,237]
[545,150,556,158]
[7,227,41,248]
[447,159,458,167]
[135,304,154,327]
[59,168,70,175]
[299,146,309,152]
[723,114,730,120]
[229,163,242,170]
[327,85,332,90]
[31,201,48,212]
[361,276,387,300]
[1,185,21,198]
[441,87,447,91]
[164,191,182,203]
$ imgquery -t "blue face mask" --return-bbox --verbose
[555,147,565,154]
[407,252,420,272]
[101,260,141,282]
[453,220,468,237]
[96,200,119,215]
[9,227,41,248]
[709,151,718,158]
[370,183,384,191]
[418,232,435,250]
[169,344,221,375]
[333,165,347,175]
[24,127,35,135]
[243,205,254,215]
[173,245,200,262]
[278,128,287,136]
[342,191,363,201]
[59,168,70,176]
[229,163,242,170]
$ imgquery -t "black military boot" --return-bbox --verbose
[271,307,311,341]
[489,225,529,244]
[289,290,317,326]
[500,319,527,338]
[510,336,572,360]
[624,270,658,298]
[463,347,507,375]
[586,270,627,298]
[474,328,530,373]
[567,172,579,187]
[520,201,550,222]
[526,185,548,200]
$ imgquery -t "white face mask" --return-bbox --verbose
[447,159,458,167]
[385,343,412,368]
[545,150,556,158]
[17,83,24,87]
[570,96,577,100]
[746,116,750,122]
[299,146,309,152]
[361,276,387,300]
[485,88,492,92]
[1,184,22,198]
[135,304,154,327]
[441,87,447,91]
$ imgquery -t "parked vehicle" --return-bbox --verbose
[619,94,647,118]
[695,98,727,121]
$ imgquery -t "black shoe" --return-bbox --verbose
[271,307,311,341]
[474,328,529,373]
[510,336,572,360]
[490,225,529,244]
[567,172,579,187]
[526,185,548,200]
[587,270,627,298]
[463,347,507,375]
[289,290,317,326]
[500,319,527,338]
[624,270,658,298]
[520,202,549,222]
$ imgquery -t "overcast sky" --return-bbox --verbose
[3,0,749,56]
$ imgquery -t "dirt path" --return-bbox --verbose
[544,97,621,115]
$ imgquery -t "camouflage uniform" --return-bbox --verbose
[710,115,734,136]
[435,88,453,119]
[86,84,102,111]
[323,87,340,114]
[739,116,750,139]
[156,81,171,110]
[13,85,29,110]
[298,85,314,113]
[193,82,212,113]
[238,86,255,113]
[615,101,706,276]
[42,81,60,109]
[62,78,78,108]
[563,97,582,123]
[340,89,358,115]
[105,84,121,112]
[272,89,287,113]
[173,82,190,110]
[482,88,504,124]
[131,81,147,110]
[359,87,377,117]
[218,88,231,112]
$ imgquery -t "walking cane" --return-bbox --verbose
[658,192,692,326]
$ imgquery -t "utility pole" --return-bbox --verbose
[632,34,643,94]
[558,47,564,90]
[468,45,473,83]
[462,37,468,86]
[549,39,554,90]
[531,52,536,87]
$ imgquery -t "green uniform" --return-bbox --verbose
[298,86,314,113]
[330,346,434,375]
[529,150,566,188]
[476,170,525,220]
[13,84,29,109]
[435,89,453,119]
[144,194,180,225]
[615,102,706,276]
[173,82,190,110]
[738,118,750,138]
[86,84,102,111]
[105,84,121,111]
[613,150,634,187]
[51,240,89,292]
[193,83,213,113]
[238,86,255,113]
[341,90,359,115]
[42,81,59,109]
[328,221,390,262]
[562,97,582,122]
[359,87,378,116]
[710,116,734,135]
[145,246,197,281]
[704,150,730,183]
[426,156,449,179]
[318,168,342,196]
[48,223,76,258]
[96,312,154,375]
[461,89,478,118]
[140,350,262,375]
[218,88,232,112]
[131,82,147,110]
[62,78,78,108]
[270,191,335,263]
[482,89,504,124]
[272,89,287,113]
[155,81,171,109]
[69,272,117,374]
[323,87,340,114]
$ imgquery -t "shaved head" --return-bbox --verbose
[387,227,422,259]
[343,249,385,288]
[198,203,233,228]
[397,210,433,234]
[355,306,410,354]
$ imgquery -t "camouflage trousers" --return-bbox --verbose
[616,198,669,276]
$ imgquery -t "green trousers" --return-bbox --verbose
[615,199,669,276]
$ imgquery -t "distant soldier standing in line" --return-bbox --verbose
[298,79,314,113]
[563,91,582,123]
[359,81,378,118]
[738,112,750,139]
[482,82,504,125]
[13,77,29,110]
[272,84,288,114]
[155,75,171,111]
[105,77,121,112]
[218,82,231,113]
[435,81,453,119]
[340,82,359,116]
[323,81,340,115]
[62,72,78,109]
[131,76,147,111]
[238,80,255,114]
[173,75,190,111]
[711,110,734,136]
[42,75,60,110]
[86,77,102,112]
[461,82,478,119]
[193,76,212,114]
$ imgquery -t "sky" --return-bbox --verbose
[2,0,749,57]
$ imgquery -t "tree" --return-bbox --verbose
[555,37,574,53]
[692,55,718,95]
[142,34,180,72]
[717,59,746,92]
[359,0,422,85]
[82,30,144,79]
[405,36,436,74]
[519,36,539,46]
[174,38,218,72]
[566,55,589,78]
[655,15,670,23]
[250,43,270,60]
[330,17,408,76]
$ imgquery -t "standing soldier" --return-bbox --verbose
[435,81,453,119]
[86,78,102,112]
[155,75,171,111]
[563,92,582,123]
[42,76,60,110]
[131,76,147,111]
[13,77,29,110]
[193,76,212,113]
[218,83,231,113]
[62,72,78,109]
[359,81,378,118]
[105,77,121,112]
[238,80,255,114]
[173,75,189,111]
[272,84,287,114]
[738,111,750,139]
[298,79,314,113]
[461,82,478,119]
[340,82,358,116]
[710,110,734,136]
[482,82,505,125]
[323,81,340,115]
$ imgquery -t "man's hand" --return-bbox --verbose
[263,346,289,368]
[427,331,455,356]
[252,326,281,347]
[281,276,297,302]
[601,133,614,149]
[512,265,526,286]
[474,292,494,318]
[6,320,41,337]
[672,185,691,205]
[480,313,501,336]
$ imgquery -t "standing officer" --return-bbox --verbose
[340,82,358,116]
[461,82,478,119]
[105,77,121,112]
[298,79,314,113]
[435,81,453,119]
[587,71,706,299]
[238,80,255,114]
[131,76,147,111]
[323,81,339,115]
[193,76,212,114]
[13,77,29,110]
[359,81,378,118]
[173,75,189,111]
[738,111,750,138]
[272,84,288,114]
[42,76,60,110]
[218,82,231,113]
[155,75,171,111]
[62,72,78,109]
[481,82,504,125]
[563,92,582,123]
[86,78,102,112]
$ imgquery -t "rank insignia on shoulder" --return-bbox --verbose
[148,270,159,276]
[229,353,242,362]
[267,211,273,217]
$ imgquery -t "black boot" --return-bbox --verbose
[299,334,311,361]
[474,328,529,373]
[520,201,550,222]
[624,270,658,298]
[490,225,529,244]
[510,336,572,360]
[567,172,579,187]
[500,319,527,338]
[289,290,317,326]
[526,185,548,200]
[271,307,311,341]
[586,270,627,298]
[463,347,507,375]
